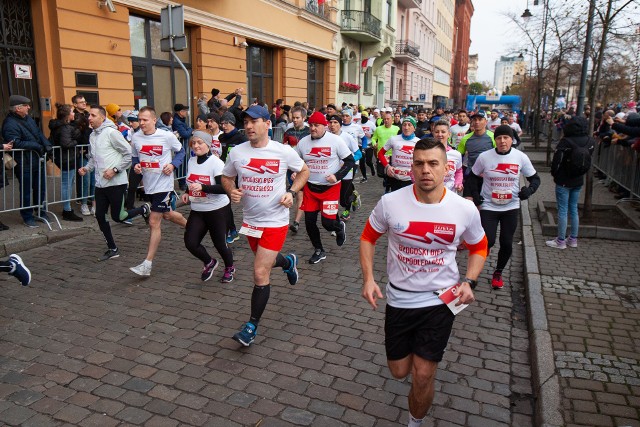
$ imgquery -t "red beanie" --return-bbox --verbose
[308,111,328,126]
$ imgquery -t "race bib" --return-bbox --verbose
[239,222,264,238]
[491,190,512,205]
[392,167,411,177]
[140,161,161,173]
[187,174,211,201]
[322,201,339,216]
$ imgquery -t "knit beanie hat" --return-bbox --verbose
[308,111,328,126]
[402,116,417,128]
[327,114,342,126]
[220,111,236,125]
[105,103,120,121]
[493,124,514,139]
[191,130,213,148]
[211,88,220,97]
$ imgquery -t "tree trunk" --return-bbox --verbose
[547,61,563,166]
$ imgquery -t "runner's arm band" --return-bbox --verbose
[200,175,226,194]
[465,171,483,205]
[170,147,186,168]
[523,173,540,194]
[377,148,389,167]
[466,235,488,258]
[360,219,384,244]
[334,154,356,181]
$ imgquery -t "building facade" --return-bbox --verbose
[468,53,478,84]
[2,0,340,129]
[336,0,396,109]
[450,0,473,109]
[383,0,437,110]
[432,0,454,109]
[494,55,526,94]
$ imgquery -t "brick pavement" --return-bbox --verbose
[523,141,640,427]
[0,176,534,426]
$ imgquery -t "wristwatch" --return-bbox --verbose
[112,167,120,174]
[463,277,477,290]
[287,189,296,198]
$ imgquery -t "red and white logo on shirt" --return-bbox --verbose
[187,173,211,197]
[242,158,280,174]
[490,163,520,175]
[447,160,456,172]
[399,221,457,245]
[398,145,415,155]
[306,147,332,158]
[139,145,164,156]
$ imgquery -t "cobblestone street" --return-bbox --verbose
[0,178,534,426]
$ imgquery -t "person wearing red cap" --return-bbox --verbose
[295,112,356,264]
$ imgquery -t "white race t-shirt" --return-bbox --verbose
[131,129,183,194]
[342,122,365,146]
[449,123,470,148]
[295,132,352,185]
[361,121,376,139]
[211,131,223,157]
[444,148,463,191]
[472,148,536,211]
[222,140,304,227]
[382,134,421,181]
[368,186,485,309]
[509,122,522,135]
[338,131,358,180]
[486,118,501,131]
[186,155,229,211]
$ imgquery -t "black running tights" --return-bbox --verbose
[95,184,142,250]
[480,208,519,272]
[304,210,341,251]
[184,207,234,267]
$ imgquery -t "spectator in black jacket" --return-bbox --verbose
[546,116,595,250]
[49,103,83,221]
[1,95,52,227]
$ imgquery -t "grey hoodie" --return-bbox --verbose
[86,119,132,188]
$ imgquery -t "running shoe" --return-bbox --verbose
[8,254,31,286]
[566,236,578,248]
[341,210,351,221]
[99,248,120,262]
[330,231,336,237]
[122,218,133,226]
[226,230,240,244]
[359,177,368,183]
[336,221,347,246]
[491,270,504,289]
[81,204,91,216]
[289,221,299,233]
[545,238,566,250]
[24,218,38,228]
[201,258,218,282]
[130,262,152,276]
[90,205,96,216]
[309,248,326,264]
[233,322,257,346]
[351,190,361,211]
[221,266,236,283]
[283,253,299,285]
[141,202,151,225]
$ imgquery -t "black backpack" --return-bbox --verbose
[563,138,592,177]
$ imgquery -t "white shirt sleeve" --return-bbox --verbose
[520,152,537,178]
[461,203,485,245]
[368,197,389,234]
[222,150,237,177]
[285,145,305,172]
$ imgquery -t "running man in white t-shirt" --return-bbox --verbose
[129,106,188,277]
[467,125,540,289]
[222,105,310,347]
[295,112,356,264]
[378,116,421,192]
[360,139,488,427]
[432,120,463,193]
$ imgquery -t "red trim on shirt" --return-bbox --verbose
[360,219,384,244]
[466,235,489,258]
[377,148,389,167]
[412,186,447,203]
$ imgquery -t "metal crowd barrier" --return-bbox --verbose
[592,141,640,199]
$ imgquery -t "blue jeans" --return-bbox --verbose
[556,185,581,239]
[14,154,46,221]
[61,170,75,211]
[79,157,95,204]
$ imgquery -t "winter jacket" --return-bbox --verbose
[72,109,92,145]
[551,116,595,188]
[612,113,640,138]
[48,119,82,171]
[1,112,52,160]
[172,113,193,140]
[85,119,132,188]
[219,129,248,162]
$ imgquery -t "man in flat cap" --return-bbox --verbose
[2,95,52,227]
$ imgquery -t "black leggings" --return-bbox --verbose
[480,208,519,272]
[95,184,143,250]
[125,169,144,210]
[360,147,375,177]
[388,177,412,193]
[224,203,236,233]
[184,207,234,267]
[340,179,354,209]
[304,210,342,251]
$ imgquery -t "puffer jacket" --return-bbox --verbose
[86,119,132,188]
[1,112,52,160]
[48,119,82,171]
[551,116,595,188]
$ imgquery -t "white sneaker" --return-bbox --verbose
[130,262,152,276]
[90,206,96,216]
[545,238,567,249]
[81,204,91,216]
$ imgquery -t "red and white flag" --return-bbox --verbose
[361,57,376,69]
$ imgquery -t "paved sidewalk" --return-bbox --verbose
[522,140,640,427]
[1,175,534,426]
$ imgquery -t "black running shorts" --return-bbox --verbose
[148,191,177,213]
[384,304,455,362]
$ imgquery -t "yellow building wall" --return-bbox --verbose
[195,28,247,100]
[283,50,308,104]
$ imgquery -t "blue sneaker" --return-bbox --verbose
[24,218,38,228]
[226,229,240,244]
[233,322,257,346]
[283,253,299,285]
[8,254,31,286]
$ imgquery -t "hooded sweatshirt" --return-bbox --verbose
[551,116,595,188]
[85,119,132,188]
